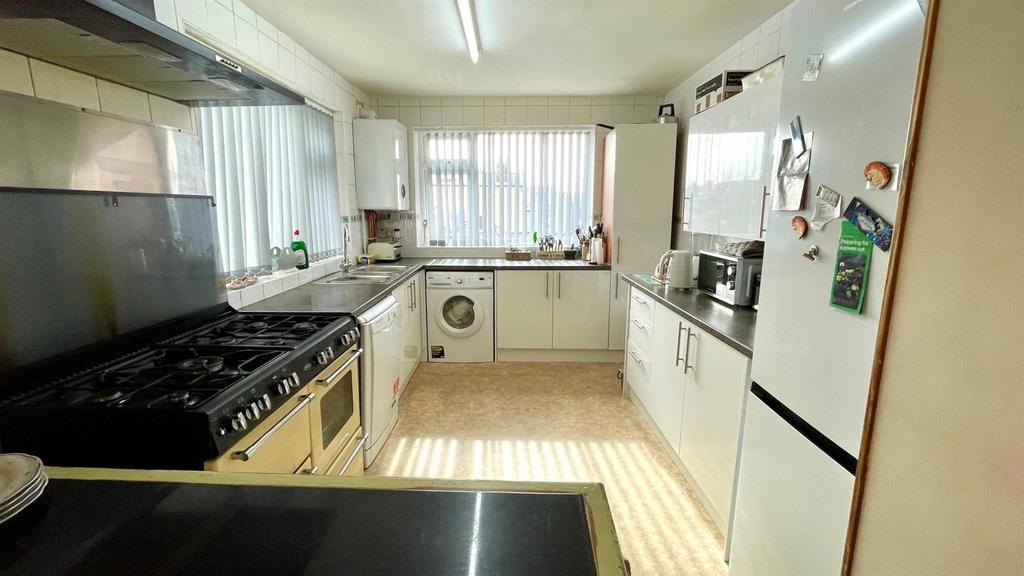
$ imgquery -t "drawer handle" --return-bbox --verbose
[320,348,363,385]
[232,393,315,461]
[339,435,368,475]
[628,351,644,366]
[631,297,650,307]
[630,319,647,331]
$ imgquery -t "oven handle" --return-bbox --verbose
[320,348,364,386]
[232,393,315,461]
[339,434,368,476]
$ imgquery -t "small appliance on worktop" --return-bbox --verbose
[697,250,762,307]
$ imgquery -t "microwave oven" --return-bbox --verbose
[697,250,762,307]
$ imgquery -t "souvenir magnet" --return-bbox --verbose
[791,216,808,239]
[864,161,892,189]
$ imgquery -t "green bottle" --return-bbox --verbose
[291,228,309,270]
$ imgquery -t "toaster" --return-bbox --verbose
[367,242,402,261]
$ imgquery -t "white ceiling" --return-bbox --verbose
[244,0,791,96]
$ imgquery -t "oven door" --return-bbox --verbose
[205,387,314,474]
[309,345,362,470]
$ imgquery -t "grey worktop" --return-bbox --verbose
[242,258,608,316]
[623,274,757,358]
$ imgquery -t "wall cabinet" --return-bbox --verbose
[354,119,410,211]
[496,271,609,350]
[394,272,423,393]
[684,72,783,239]
[624,286,751,531]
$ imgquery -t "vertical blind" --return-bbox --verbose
[198,105,342,274]
[418,129,595,247]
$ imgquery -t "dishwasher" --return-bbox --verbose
[356,295,401,468]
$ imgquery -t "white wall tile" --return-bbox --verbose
[261,278,284,298]
[591,105,613,124]
[760,10,782,35]
[205,0,235,44]
[233,0,256,23]
[569,105,591,124]
[591,96,612,105]
[149,94,194,132]
[506,105,526,125]
[277,32,295,53]
[442,96,462,105]
[239,284,265,306]
[298,269,314,285]
[281,271,300,290]
[97,80,151,122]
[255,14,277,39]
[526,105,548,124]
[548,105,569,124]
[227,290,243,309]
[526,96,548,105]
[570,96,591,106]
[442,106,462,125]
[421,106,442,125]
[634,105,656,123]
[462,105,483,125]
[507,96,527,105]
[419,96,441,106]
[399,96,420,106]
[613,95,635,105]
[462,96,483,105]
[258,33,278,70]
[741,48,758,69]
[484,106,505,125]
[742,28,760,51]
[235,16,259,59]
[0,49,34,96]
[484,96,505,105]
[378,95,399,106]
[757,31,781,67]
[547,96,570,105]
[613,105,635,123]
[399,106,421,125]
[30,60,100,110]
[278,47,296,81]
[294,44,309,63]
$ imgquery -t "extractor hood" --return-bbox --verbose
[0,0,304,107]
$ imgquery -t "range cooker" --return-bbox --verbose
[0,305,359,470]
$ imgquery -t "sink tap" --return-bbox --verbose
[340,224,353,273]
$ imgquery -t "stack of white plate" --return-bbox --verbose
[0,453,48,524]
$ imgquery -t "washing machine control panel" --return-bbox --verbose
[425,271,494,289]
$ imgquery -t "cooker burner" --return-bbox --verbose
[246,322,269,331]
[175,356,225,375]
[213,336,238,345]
[92,388,126,403]
[291,322,316,335]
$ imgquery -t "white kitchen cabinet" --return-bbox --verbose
[684,71,782,239]
[607,272,629,351]
[354,119,410,211]
[678,315,750,530]
[496,271,553,349]
[552,270,610,350]
[394,272,423,392]
[646,303,688,453]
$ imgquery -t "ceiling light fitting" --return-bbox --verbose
[456,0,480,63]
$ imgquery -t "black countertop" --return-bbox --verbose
[242,257,609,316]
[0,478,600,576]
[623,274,757,358]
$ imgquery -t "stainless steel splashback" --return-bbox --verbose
[0,189,224,373]
[0,91,204,194]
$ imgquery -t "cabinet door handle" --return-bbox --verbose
[759,185,769,238]
[232,393,315,461]
[675,323,685,367]
[545,272,549,299]
[628,350,643,366]
[616,237,621,263]
[557,272,562,299]
[614,273,619,299]
[683,329,697,374]
[407,283,413,311]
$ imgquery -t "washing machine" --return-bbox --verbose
[425,271,494,362]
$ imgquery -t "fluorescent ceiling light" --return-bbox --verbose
[456,0,480,64]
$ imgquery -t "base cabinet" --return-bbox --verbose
[552,270,610,349]
[625,288,751,532]
[497,270,609,350]
[394,272,423,392]
[496,271,553,349]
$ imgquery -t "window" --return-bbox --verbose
[197,105,342,275]
[417,128,595,247]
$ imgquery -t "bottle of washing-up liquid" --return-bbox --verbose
[291,228,309,270]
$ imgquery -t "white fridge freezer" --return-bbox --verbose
[728,0,926,573]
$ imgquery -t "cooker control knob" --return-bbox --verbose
[258,394,272,411]
[290,372,301,386]
[277,379,291,395]
[249,402,261,420]
[231,413,247,431]
[243,404,257,421]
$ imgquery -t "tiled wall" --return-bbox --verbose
[0,48,195,133]
[663,3,793,250]
[369,94,663,128]
[226,256,345,309]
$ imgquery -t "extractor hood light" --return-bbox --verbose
[456,0,480,63]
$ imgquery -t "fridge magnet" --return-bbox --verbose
[791,216,808,238]
[803,54,824,82]
[773,132,814,211]
[843,197,893,251]
[830,221,873,314]
[810,184,842,231]
[863,161,892,189]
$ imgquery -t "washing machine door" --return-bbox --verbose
[435,292,484,338]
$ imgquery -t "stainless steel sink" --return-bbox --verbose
[316,264,409,285]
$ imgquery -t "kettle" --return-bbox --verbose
[653,250,693,290]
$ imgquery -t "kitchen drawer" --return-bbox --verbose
[628,288,655,325]
[204,387,314,474]
[625,340,651,388]
[627,315,653,356]
[324,428,366,477]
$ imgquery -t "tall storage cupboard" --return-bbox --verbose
[353,119,410,211]
[601,123,677,350]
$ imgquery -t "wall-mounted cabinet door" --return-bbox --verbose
[553,270,610,349]
[678,325,751,529]
[496,271,553,349]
